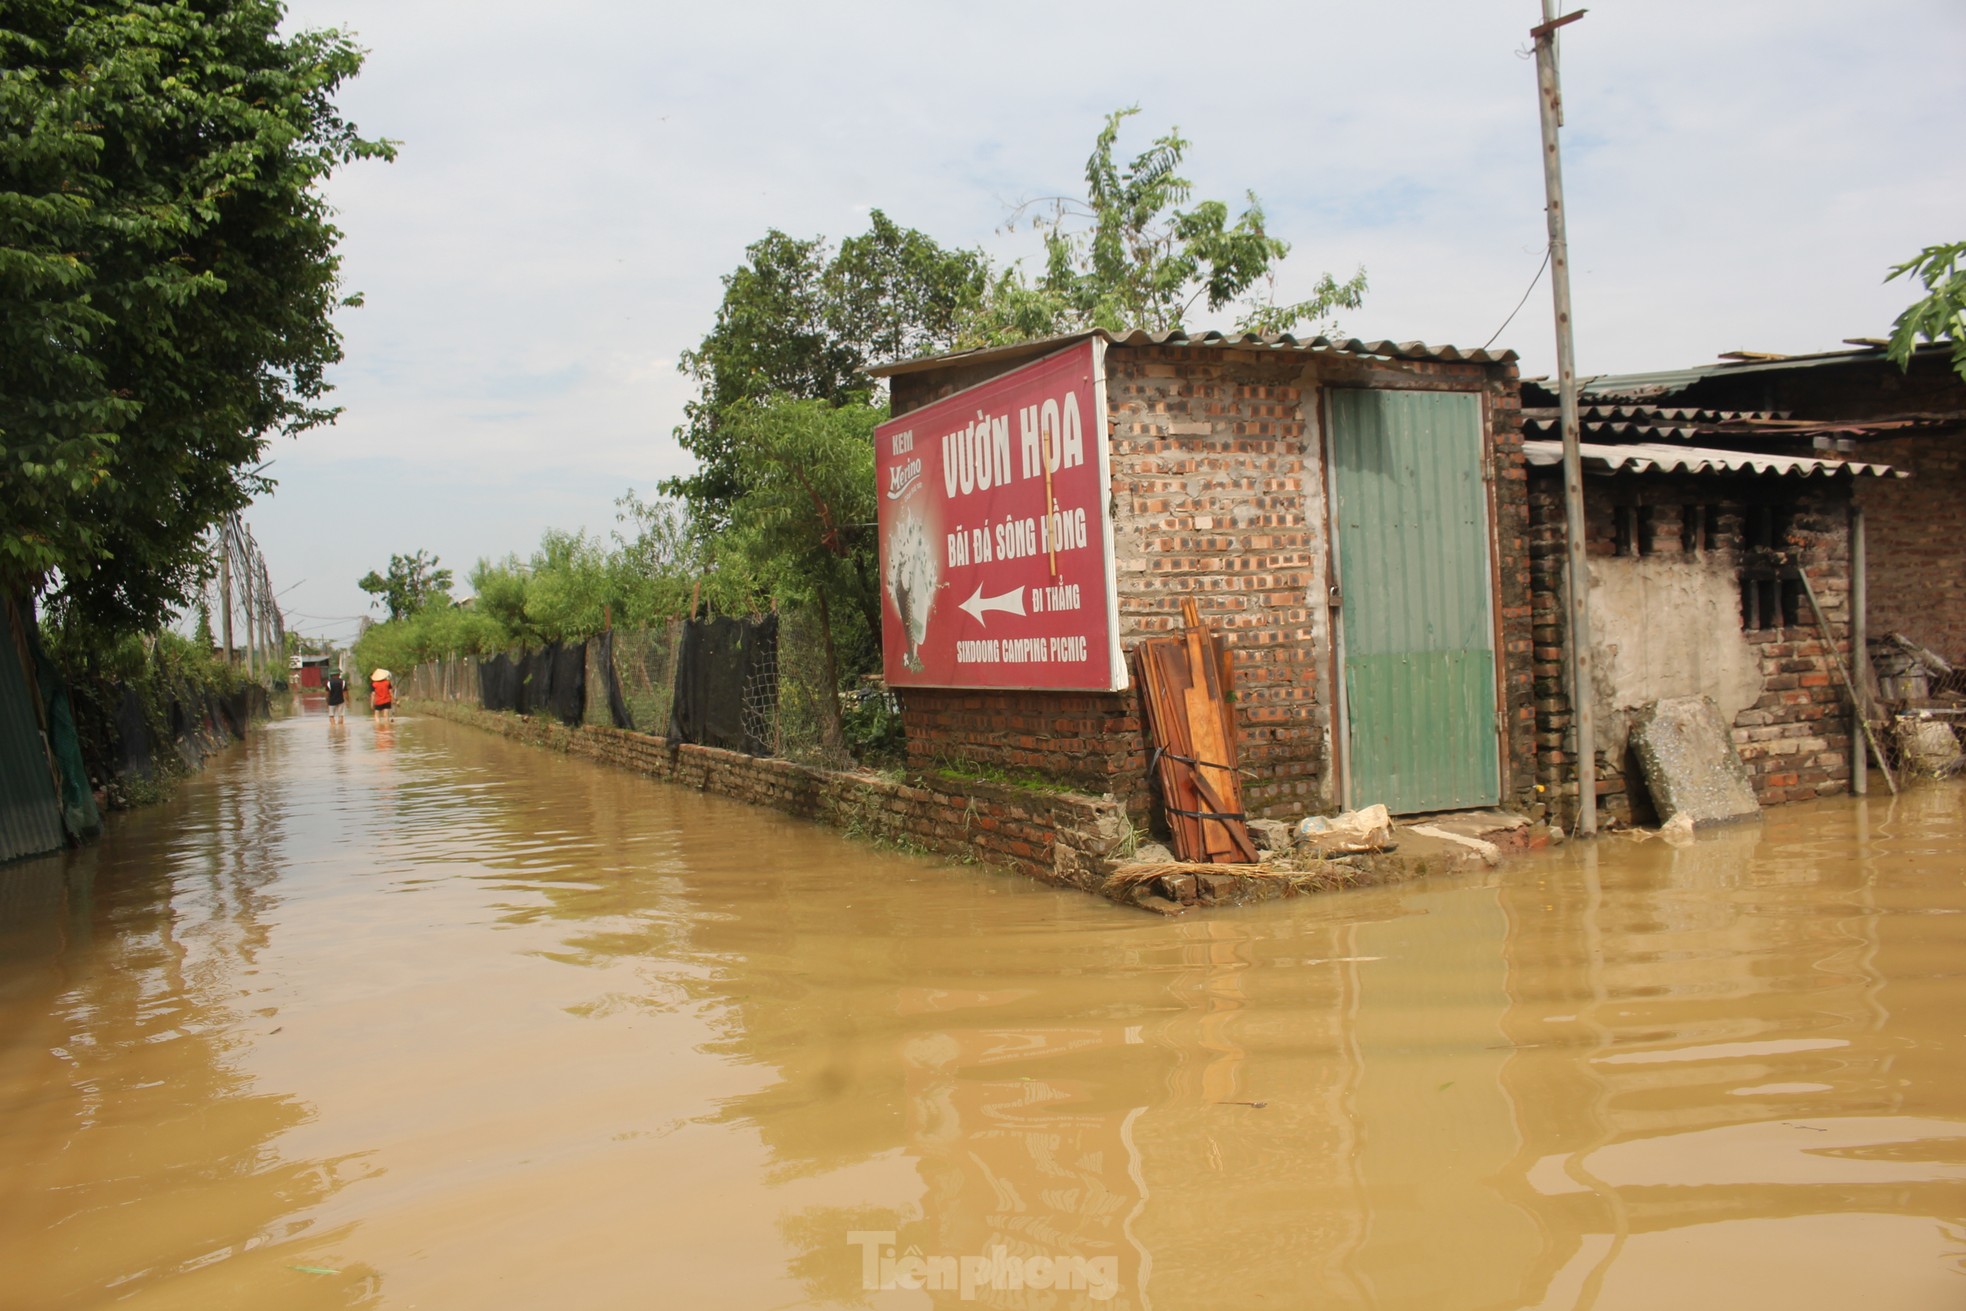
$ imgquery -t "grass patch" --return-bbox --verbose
[930,756,1077,795]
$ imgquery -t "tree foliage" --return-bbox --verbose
[1886,241,1966,382]
[709,397,880,629]
[967,106,1366,344]
[0,0,392,632]
[353,492,710,677]
[666,108,1362,538]
[358,550,452,622]
[666,210,986,526]
[705,397,884,747]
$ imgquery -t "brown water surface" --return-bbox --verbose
[1,709,1962,1309]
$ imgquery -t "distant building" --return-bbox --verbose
[289,653,335,689]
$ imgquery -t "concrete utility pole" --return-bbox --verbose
[240,530,257,679]
[219,520,235,664]
[1533,2,1596,837]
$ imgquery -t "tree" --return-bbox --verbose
[966,106,1366,344]
[666,211,986,527]
[708,398,884,747]
[610,489,708,625]
[358,551,452,622]
[1886,241,1966,382]
[519,529,614,644]
[1,0,392,633]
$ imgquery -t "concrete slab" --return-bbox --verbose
[1629,695,1761,827]
[1406,823,1503,867]
[1418,810,1529,839]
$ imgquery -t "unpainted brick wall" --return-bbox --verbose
[892,342,1535,822]
[1529,473,1856,823]
[410,699,1131,892]
[1854,428,1966,662]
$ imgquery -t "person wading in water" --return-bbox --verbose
[325,669,348,723]
[370,669,394,722]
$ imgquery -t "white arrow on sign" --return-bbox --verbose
[958,584,1027,625]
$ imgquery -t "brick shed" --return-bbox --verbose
[1567,343,1966,665]
[871,328,1534,826]
[1519,376,1913,826]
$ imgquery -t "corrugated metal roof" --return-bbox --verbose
[1575,341,1953,401]
[1520,399,1933,446]
[870,327,1516,379]
[1538,404,1792,423]
[1522,440,1906,480]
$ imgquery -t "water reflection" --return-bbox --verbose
[1494,797,1966,1309]
[0,713,1959,1309]
[0,764,383,1308]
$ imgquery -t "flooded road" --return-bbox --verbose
[2,708,1962,1310]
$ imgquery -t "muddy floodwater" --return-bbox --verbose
[2,709,1963,1310]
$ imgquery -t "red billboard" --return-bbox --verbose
[877,339,1124,691]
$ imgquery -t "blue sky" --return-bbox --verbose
[262,0,1966,648]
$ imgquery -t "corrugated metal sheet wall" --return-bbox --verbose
[1330,389,1502,813]
[0,614,65,864]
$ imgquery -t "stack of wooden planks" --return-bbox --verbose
[1134,600,1259,864]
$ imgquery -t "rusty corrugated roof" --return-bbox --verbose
[1522,439,1905,480]
[869,327,1515,379]
[1521,400,1938,446]
[1573,340,1956,401]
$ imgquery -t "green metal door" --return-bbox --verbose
[1328,389,1500,813]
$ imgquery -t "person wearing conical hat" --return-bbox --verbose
[370,668,394,722]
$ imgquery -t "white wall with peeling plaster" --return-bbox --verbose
[1587,558,1766,763]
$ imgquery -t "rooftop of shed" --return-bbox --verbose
[869,327,1516,382]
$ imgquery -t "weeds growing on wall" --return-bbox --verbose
[42,621,261,809]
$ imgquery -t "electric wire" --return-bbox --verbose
[1482,245,1553,352]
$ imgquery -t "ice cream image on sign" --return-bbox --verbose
[885,509,937,672]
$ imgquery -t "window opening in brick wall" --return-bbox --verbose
[1742,502,1791,553]
[1737,497,1797,632]
[1681,503,1720,555]
[1613,504,1655,557]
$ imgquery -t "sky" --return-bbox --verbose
[259,0,1966,650]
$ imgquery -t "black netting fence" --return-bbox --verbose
[584,633,629,730]
[773,607,853,769]
[403,605,882,770]
[609,622,682,734]
[479,653,520,713]
[405,658,480,705]
[668,615,778,756]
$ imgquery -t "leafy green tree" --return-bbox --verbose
[1886,241,1966,381]
[520,529,614,644]
[709,398,884,747]
[358,551,452,621]
[1,0,393,631]
[610,489,707,626]
[467,555,533,645]
[667,211,986,527]
[968,106,1366,343]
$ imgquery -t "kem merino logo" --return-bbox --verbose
[848,1230,1121,1302]
[886,429,922,500]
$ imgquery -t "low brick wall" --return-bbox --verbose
[408,698,1134,895]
